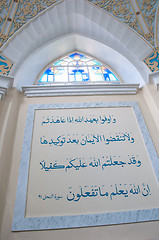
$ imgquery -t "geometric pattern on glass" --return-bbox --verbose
[38,52,119,84]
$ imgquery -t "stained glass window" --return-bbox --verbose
[38,52,119,84]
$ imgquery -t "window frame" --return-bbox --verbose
[35,52,122,85]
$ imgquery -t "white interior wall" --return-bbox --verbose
[1,0,152,90]
[13,34,146,90]
[0,1,159,239]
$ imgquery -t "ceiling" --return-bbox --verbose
[0,0,158,86]
[0,0,158,49]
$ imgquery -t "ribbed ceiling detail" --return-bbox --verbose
[3,0,151,64]
[0,0,158,50]
[0,0,157,79]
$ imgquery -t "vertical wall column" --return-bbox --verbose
[142,75,159,134]
[0,89,21,233]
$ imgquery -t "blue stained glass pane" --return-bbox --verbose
[81,56,92,62]
[53,60,68,66]
[48,75,54,82]
[77,61,86,66]
[104,68,111,73]
[68,67,89,82]
[69,61,78,66]
[68,67,77,82]
[87,60,101,66]
[89,67,103,81]
[102,67,110,81]
[68,74,75,82]
[69,61,86,66]
[102,67,118,82]
[109,73,118,81]
[69,53,84,60]
[45,68,53,74]
[61,57,72,63]
[38,52,120,84]
[54,67,68,82]
[74,71,83,82]
[53,60,61,66]
[39,68,54,83]
[80,67,89,81]
[103,73,110,81]
[39,74,47,82]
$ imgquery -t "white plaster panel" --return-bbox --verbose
[12,101,159,231]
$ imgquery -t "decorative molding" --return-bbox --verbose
[0,52,14,75]
[144,48,159,72]
[136,0,158,47]
[0,0,158,49]
[22,83,140,97]
[149,71,159,90]
[0,0,12,48]
[0,86,7,99]
[0,73,14,86]
[88,0,158,48]
[0,73,14,99]
[0,0,63,48]
[88,0,143,39]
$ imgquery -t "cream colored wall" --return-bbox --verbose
[0,89,21,235]
[142,84,159,135]
[0,88,159,240]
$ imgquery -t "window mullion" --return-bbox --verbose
[37,53,119,84]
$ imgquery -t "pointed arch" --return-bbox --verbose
[36,51,120,85]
